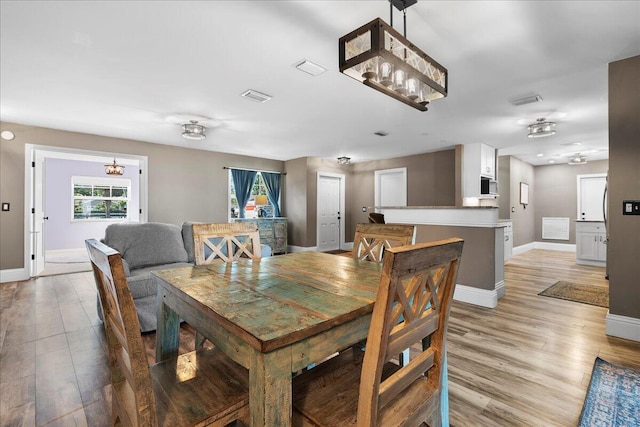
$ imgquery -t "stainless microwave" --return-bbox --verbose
[481,177,498,195]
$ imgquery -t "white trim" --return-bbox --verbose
[606,312,640,342]
[379,207,499,228]
[0,268,30,283]
[288,245,318,253]
[495,280,506,298]
[24,144,148,279]
[343,242,354,250]
[316,172,346,251]
[513,241,576,255]
[453,284,498,308]
[576,259,606,267]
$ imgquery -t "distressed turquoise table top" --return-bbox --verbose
[153,251,382,352]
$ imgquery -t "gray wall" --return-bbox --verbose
[0,121,284,270]
[534,160,608,244]
[500,156,535,247]
[608,55,640,320]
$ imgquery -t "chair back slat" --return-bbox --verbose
[193,223,262,264]
[86,238,158,426]
[352,223,415,263]
[356,237,463,427]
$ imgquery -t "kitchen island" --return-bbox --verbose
[376,206,505,308]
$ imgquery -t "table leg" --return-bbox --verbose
[250,348,292,426]
[155,290,180,362]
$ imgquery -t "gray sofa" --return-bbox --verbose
[97,222,196,332]
[96,221,272,332]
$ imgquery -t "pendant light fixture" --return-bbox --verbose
[105,158,125,176]
[527,118,556,138]
[338,0,447,111]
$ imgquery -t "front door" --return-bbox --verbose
[317,173,343,252]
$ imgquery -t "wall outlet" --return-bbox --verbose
[622,200,640,215]
[362,206,367,212]
[1,202,9,212]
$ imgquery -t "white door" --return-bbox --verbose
[375,168,407,207]
[578,174,606,220]
[317,173,343,252]
[31,150,46,276]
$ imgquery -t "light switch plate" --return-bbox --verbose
[622,200,640,215]
[1,203,9,211]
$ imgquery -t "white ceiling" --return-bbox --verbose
[1,1,639,166]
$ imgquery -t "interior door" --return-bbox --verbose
[32,150,46,276]
[317,174,341,252]
[375,167,407,207]
[578,174,606,221]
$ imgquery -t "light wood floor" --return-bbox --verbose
[1,249,639,426]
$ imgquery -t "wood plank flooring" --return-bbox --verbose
[1,249,639,426]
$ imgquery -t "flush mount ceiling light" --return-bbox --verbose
[105,158,125,176]
[568,153,588,165]
[182,120,206,140]
[527,118,556,138]
[338,0,447,112]
[337,156,351,165]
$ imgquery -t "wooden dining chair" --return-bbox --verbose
[293,237,464,427]
[352,223,416,263]
[193,222,262,264]
[86,238,249,427]
[368,212,385,224]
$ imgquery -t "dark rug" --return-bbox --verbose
[578,357,640,426]
[538,281,609,308]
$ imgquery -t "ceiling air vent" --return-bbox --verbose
[509,95,542,106]
[374,131,389,137]
[241,89,272,103]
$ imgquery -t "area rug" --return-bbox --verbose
[538,281,609,308]
[578,357,640,426]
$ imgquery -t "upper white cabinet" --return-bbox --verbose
[480,143,496,179]
[463,143,497,199]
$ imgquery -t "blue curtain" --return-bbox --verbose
[231,169,257,218]
[261,172,282,217]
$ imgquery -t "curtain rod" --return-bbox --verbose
[223,166,286,175]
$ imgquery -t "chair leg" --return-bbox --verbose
[195,331,207,350]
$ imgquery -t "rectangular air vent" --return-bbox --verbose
[295,59,327,77]
[241,89,272,103]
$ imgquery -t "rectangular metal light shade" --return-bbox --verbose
[339,18,447,111]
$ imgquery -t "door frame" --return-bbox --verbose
[374,167,407,207]
[316,171,345,251]
[24,144,148,277]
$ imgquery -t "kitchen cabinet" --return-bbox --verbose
[463,142,497,199]
[576,221,606,266]
[234,218,288,254]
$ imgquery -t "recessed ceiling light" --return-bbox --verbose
[294,59,327,77]
[537,153,544,157]
[561,141,582,146]
[241,89,272,103]
[548,160,555,164]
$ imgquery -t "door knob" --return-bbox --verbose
[44,216,49,220]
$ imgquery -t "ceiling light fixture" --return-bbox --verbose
[568,154,587,165]
[527,118,556,138]
[182,120,206,140]
[337,156,351,165]
[1,130,15,140]
[105,158,125,176]
[338,0,447,112]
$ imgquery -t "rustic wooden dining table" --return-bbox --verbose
[153,251,383,427]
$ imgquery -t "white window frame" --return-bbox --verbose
[71,176,131,222]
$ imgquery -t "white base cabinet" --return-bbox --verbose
[576,221,606,266]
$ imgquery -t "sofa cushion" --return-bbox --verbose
[181,221,197,263]
[104,222,188,270]
[127,262,193,299]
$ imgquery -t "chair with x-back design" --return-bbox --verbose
[193,222,262,264]
[293,237,464,427]
[352,223,416,263]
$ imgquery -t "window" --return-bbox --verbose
[72,176,131,221]
[229,172,273,219]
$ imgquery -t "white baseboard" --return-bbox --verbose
[606,312,640,342]
[495,280,506,298]
[343,242,354,250]
[454,284,498,308]
[576,259,606,267]
[0,267,30,283]
[513,241,576,255]
[288,245,317,253]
